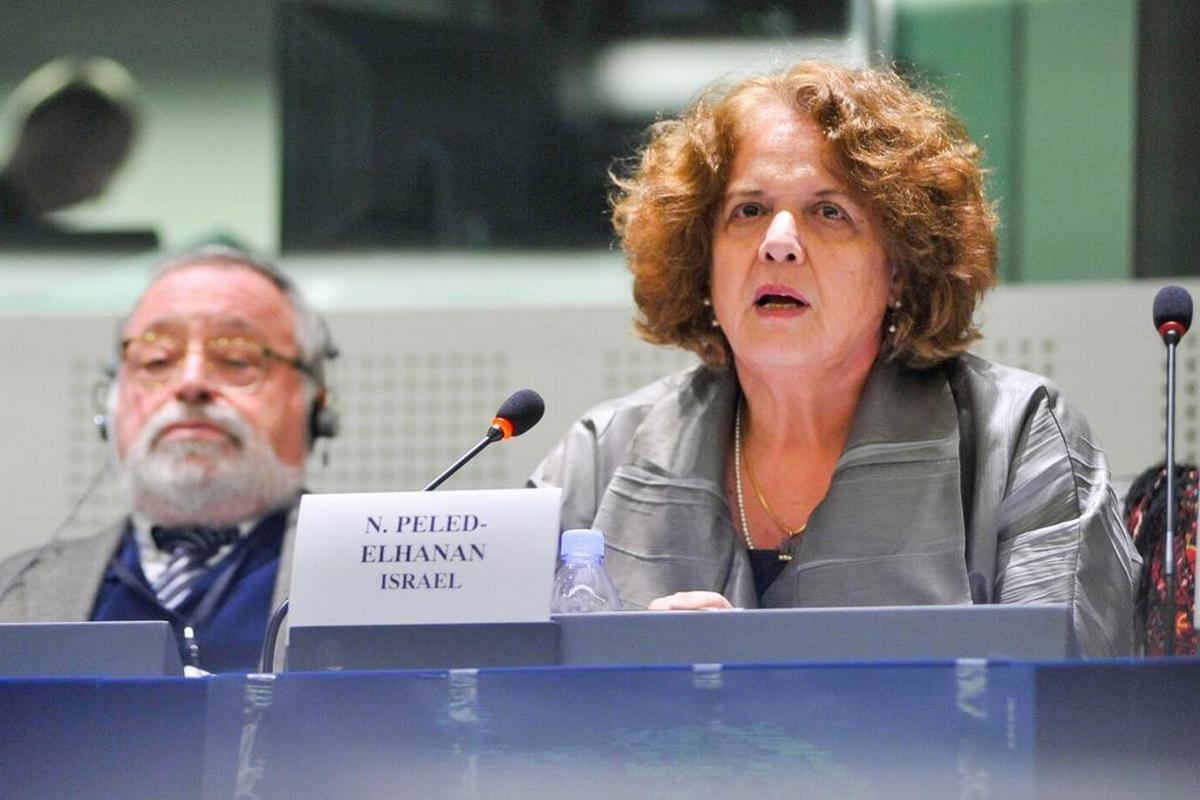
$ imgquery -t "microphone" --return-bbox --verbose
[1153,286,1192,654]
[1154,285,1193,344]
[484,388,546,442]
[424,389,545,490]
[260,388,547,673]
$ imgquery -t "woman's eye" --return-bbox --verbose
[732,202,766,220]
[817,203,848,221]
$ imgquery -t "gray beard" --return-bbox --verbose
[119,403,303,527]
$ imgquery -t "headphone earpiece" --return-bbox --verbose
[310,404,340,441]
[308,388,340,445]
[93,373,116,442]
[307,323,340,447]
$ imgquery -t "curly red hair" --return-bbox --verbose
[612,61,998,368]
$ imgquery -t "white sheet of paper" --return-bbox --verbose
[288,488,562,627]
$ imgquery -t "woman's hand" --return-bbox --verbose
[647,591,734,611]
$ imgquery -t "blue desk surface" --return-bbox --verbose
[2,658,1197,800]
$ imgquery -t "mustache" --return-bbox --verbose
[139,402,252,449]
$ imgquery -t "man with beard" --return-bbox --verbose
[0,247,337,672]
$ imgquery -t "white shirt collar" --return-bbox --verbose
[130,513,260,583]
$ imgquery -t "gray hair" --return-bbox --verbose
[120,245,336,387]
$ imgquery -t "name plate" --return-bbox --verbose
[289,488,562,627]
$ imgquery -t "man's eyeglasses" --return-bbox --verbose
[121,331,317,392]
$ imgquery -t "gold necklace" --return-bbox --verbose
[738,399,808,539]
[734,398,805,556]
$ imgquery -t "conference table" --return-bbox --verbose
[2,610,1197,799]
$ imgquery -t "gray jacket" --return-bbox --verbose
[530,355,1142,657]
[0,510,296,623]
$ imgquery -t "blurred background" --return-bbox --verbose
[1,0,1194,280]
[1,0,1198,553]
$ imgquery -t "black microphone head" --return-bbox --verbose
[1154,285,1193,342]
[493,389,545,438]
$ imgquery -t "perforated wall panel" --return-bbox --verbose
[1,281,1194,562]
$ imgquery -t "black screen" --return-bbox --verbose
[278,1,851,252]
[279,3,629,250]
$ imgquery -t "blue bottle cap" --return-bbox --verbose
[559,528,606,559]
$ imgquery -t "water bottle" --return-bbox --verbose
[550,529,621,613]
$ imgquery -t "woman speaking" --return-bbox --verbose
[530,61,1140,657]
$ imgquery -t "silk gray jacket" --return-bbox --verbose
[529,355,1141,657]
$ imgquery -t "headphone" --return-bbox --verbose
[92,365,117,441]
[305,329,341,445]
[93,329,341,450]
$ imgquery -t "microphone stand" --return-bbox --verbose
[1164,333,1179,656]
[258,599,289,673]
[423,427,502,491]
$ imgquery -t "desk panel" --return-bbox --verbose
[6,660,1197,799]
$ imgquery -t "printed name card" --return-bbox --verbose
[289,488,562,627]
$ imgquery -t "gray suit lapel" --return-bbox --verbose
[0,521,125,622]
[763,361,969,607]
[595,367,758,608]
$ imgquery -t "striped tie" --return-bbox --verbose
[150,526,239,610]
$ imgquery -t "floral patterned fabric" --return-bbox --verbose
[1124,465,1198,655]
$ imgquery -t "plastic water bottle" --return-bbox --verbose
[550,529,621,613]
